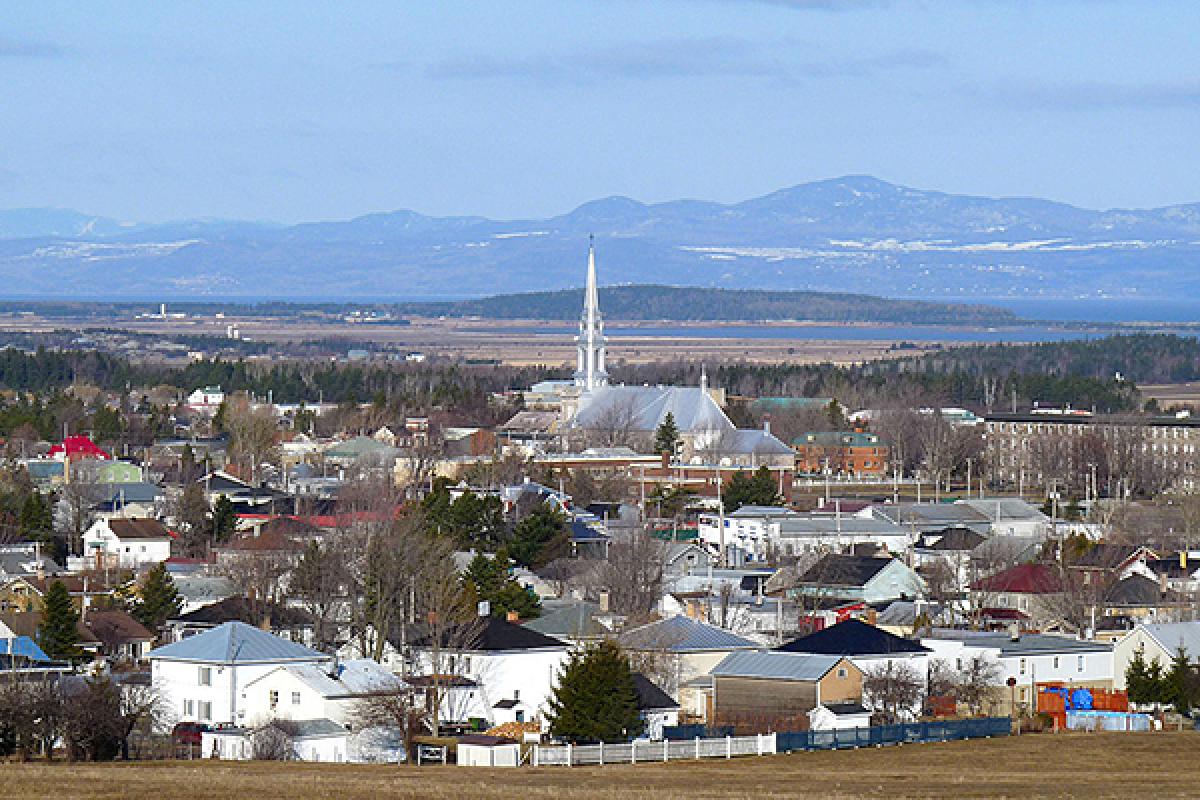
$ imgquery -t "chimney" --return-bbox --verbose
[661,450,669,470]
[763,415,771,436]
[1160,572,1169,593]
[598,589,610,613]
[866,608,877,626]
[506,610,519,623]
[1181,551,1188,570]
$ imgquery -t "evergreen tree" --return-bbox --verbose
[462,552,541,620]
[653,412,680,455]
[722,466,782,513]
[547,640,643,743]
[1125,647,1155,705]
[508,505,569,568]
[210,495,237,544]
[18,491,53,541]
[1165,646,1196,713]
[131,562,182,634]
[38,580,80,660]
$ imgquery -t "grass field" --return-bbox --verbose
[1,733,1194,799]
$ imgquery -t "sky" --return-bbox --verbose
[2,1,1198,223]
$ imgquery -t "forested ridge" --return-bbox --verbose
[0,334,1196,414]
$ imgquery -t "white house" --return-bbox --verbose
[698,507,911,563]
[149,620,331,730]
[922,630,1115,714]
[238,658,405,727]
[83,517,173,570]
[187,386,225,415]
[408,615,570,727]
[1113,621,1200,691]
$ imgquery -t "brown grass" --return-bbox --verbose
[1,733,1193,799]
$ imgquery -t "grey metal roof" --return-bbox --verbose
[250,659,403,698]
[711,650,844,682]
[148,621,328,665]
[618,615,758,653]
[924,630,1112,655]
[776,517,908,537]
[523,601,609,639]
[570,385,733,434]
[960,498,1049,521]
[1139,622,1200,658]
[707,429,794,456]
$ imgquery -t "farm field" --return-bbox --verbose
[1,733,1193,800]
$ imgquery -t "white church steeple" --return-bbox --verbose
[574,235,608,391]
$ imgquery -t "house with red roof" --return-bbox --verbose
[969,563,1064,630]
[49,435,111,461]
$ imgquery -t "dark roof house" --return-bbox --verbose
[776,619,929,656]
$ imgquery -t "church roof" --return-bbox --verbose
[570,385,733,434]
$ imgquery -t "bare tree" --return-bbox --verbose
[955,654,1003,716]
[862,660,924,724]
[222,392,279,484]
[590,531,667,619]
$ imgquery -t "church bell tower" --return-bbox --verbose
[574,235,608,391]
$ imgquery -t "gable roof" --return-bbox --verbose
[409,616,568,652]
[632,673,679,710]
[197,471,253,492]
[797,554,897,588]
[776,619,929,656]
[1103,574,1176,606]
[618,615,758,653]
[49,435,111,460]
[570,385,733,434]
[107,518,173,540]
[523,601,608,639]
[249,659,404,698]
[0,635,49,661]
[970,563,1063,594]
[916,527,987,552]
[711,650,847,682]
[1137,622,1200,659]
[172,596,314,628]
[85,610,154,644]
[148,620,327,665]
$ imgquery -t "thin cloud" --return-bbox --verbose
[987,79,1200,110]
[427,37,944,83]
[0,35,66,58]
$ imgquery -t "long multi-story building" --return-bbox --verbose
[984,410,1200,494]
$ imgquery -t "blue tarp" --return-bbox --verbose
[0,635,49,661]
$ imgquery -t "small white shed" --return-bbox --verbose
[808,702,872,731]
[456,735,521,767]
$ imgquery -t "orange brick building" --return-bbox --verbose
[792,431,889,477]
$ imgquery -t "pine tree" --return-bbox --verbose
[508,505,569,568]
[462,552,541,620]
[1125,646,1152,705]
[38,579,80,660]
[654,412,680,455]
[1165,646,1195,713]
[722,466,782,513]
[131,562,182,634]
[210,495,237,544]
[547,640,643,743]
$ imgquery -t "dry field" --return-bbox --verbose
[2,733,1195,800]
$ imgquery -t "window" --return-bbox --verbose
[1019,658,1027,676]
[198,701,212,721]
[515,710,525,723]
[183,699,194,717]
[291,692,301,706]
[837,667,848,679]
[1053,656,1060,669]
[269,690,279,710]
[1077,655,1085,672]
[198,667,212,686]
[513,689,520,700]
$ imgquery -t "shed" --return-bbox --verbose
[457,734,521,767]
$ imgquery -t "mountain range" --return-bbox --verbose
[3,175,1199,301]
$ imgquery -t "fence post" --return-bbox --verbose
[533,745,539,767]
[567,742,573,767]
[756,733,763,756]
[599,741,604,766]
[726,735,732,759]
[695,736,700,760]
[663,739,669,762]
[631,739,636,764]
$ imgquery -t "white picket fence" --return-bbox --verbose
[532,734,776,767]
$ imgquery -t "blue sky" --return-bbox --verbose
[2,1,1198,222]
